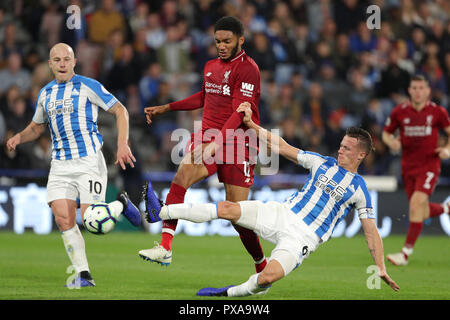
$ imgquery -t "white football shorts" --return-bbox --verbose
[46,150,107,205]
[238,200,321,276]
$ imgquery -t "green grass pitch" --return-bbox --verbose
[0,231,449,300]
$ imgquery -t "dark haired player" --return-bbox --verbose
[142,102,399,296]
[140,16,267,272]
[383,75,450,266]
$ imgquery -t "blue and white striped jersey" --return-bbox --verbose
[32,74,118,160]
[284,150,374,243]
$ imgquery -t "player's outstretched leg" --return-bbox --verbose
[142,181,164,223]
[117,191,142,227]
[139,181,172,266]
[197,274,271,297]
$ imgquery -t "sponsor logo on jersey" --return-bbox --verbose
[47,98,74,118]
[404,125,432,136]
[240,82,254,98]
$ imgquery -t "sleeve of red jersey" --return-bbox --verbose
[169,83,205,111]
[383,107,399,134]
[437,105,450,128]
[220,62,261,136]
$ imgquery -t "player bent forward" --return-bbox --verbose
[142,102,399,296]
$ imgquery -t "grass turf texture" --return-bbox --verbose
[0,231,449,300]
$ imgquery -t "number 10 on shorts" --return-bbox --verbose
[89,180,103,194]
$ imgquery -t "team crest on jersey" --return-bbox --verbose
[223,70,231,83]
[403,118,410,124]
[426,115,433,125]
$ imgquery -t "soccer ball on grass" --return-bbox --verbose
[83,202,116,235]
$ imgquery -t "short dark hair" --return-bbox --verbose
[214,16,244,37]
[345,127,374,156]
[410,74,429,86]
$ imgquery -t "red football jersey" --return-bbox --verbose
[383,101,450,174]
[201,50,260,131]
[169,50,261,157]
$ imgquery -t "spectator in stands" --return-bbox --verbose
[377,49,411,101]
[106,42,142,102]
[316,61,351,111]
[0,52,31,96]
[139,62,163,109]
[332,33,356,80]
[156,24,190,75]
[347,68,373,116]
[269,83,302,125]
[419,54,447,105]
[303,82,329,131]
[349,21,378,53]
[88,0,125,45]
[247,32,276,78]
[145,13,166,50]
[5,96,30,133]
[39,0,63,49]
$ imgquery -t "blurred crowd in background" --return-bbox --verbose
[1,0,450,181]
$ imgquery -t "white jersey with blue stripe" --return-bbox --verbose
[32,74,118,160]
[284,150,374,243]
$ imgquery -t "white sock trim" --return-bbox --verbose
[162,227,175,236]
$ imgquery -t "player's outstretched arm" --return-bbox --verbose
[108,102,136,170]
[361,218,400,292]
[236,102,300,164]
[6,121,46,151]
[145,92,205,125]
[144,103,171,125]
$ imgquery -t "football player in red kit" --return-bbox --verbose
[139,16,267,272]
[383,75,450,266]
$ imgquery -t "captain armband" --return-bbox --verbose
[357,207,375,219]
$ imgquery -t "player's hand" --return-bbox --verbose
[144,104,170,125]
[236,102,253,126]
[436,147,450,160]
[192,142,219,165]
[379,271,400,292]
[388,137,401,153]
[6,134,20,152]
[115,143,136,170]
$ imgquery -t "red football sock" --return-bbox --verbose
[404,221,423,250]
[233,225,265,271]
[429,202,445,218]
[161,182,187,251]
